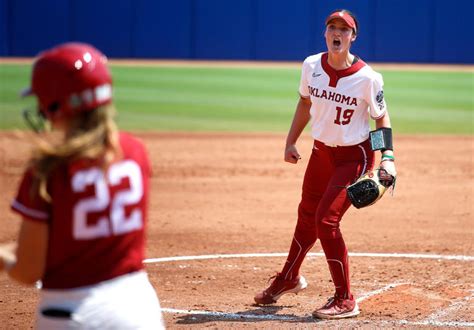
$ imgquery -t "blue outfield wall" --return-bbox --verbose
[1,0,473,64]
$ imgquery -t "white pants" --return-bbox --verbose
[36,271,165,329]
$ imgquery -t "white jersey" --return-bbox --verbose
[298,52,387,146]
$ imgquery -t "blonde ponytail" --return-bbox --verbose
[29,105,120,202]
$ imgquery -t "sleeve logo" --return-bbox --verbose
[376,90,384,110]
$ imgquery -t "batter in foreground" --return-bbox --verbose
[254,9,397,319]
[0,43,164,329]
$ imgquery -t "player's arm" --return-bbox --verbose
[374,112,393,154]
[374,112,396,176]
[0,243,16,271]
[285,96,311,164]
[1,218,48,285]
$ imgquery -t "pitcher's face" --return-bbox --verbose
[325,19,356,54]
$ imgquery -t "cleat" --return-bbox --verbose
[312,294,360,319]
[254,273,307,305]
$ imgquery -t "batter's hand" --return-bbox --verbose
[284,144,301,164]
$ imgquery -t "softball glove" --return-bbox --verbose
[346,168,396,209]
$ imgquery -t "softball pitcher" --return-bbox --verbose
[254,9,396,319]
[0,43,164,329]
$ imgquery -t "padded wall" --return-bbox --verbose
[2,0,473,63]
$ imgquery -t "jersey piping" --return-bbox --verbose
[11,199,49,220]
[321,53,367,88]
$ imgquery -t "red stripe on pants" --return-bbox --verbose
[280,139,374,282]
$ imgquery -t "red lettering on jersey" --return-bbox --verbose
[308,85,357,107]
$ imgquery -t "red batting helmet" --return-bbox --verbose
[23,42,113,120]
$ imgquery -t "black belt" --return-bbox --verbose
[41,308,72,319]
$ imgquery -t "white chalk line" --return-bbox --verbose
[160,283,406,321]
[161,308,301,321]
[150,252,474,327]
[356,282,408,303]
[144,251,474,264]
[423,290,474,325]
[161,307,474,328]
[357,284,474,327]
[399,320,474,327]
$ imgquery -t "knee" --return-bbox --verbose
[317,217,342,240]
[294,223,318,246]
[297,201,317,228]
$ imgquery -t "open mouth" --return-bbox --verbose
[333,39,341,47]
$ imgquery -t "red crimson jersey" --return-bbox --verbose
[11,132,151,289]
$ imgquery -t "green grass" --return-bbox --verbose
[1,63,472,134]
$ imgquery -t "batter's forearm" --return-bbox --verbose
[286,98,311,146]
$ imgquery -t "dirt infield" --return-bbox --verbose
[0,131,473,328]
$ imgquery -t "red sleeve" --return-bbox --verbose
[10,169,51,223]
[120,132,152,178]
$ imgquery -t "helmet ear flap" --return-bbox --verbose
[36,101,61,123]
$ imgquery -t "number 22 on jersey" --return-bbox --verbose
[71,160,144,240]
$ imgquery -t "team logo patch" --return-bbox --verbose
[376,90,385,110]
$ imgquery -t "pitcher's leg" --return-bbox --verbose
[320,236,350,298]
[279,200,318,282]
[253,208,318,305]
[254,143,333,305]
[316,142,374,240]
[280,143,334,281]
[316,164,355,298]
[313,143,374,319]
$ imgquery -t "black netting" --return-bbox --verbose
[347,179,380,209]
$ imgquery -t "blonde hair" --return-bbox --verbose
[30,104,120,202]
